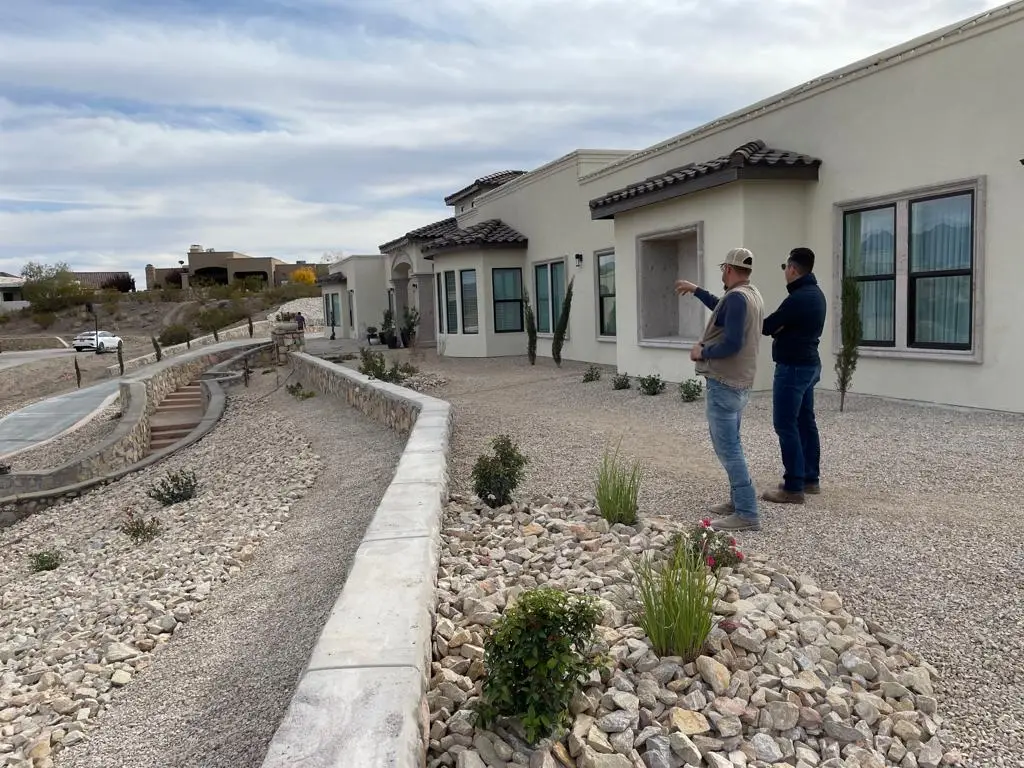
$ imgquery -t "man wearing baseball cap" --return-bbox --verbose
[675,247,765,532]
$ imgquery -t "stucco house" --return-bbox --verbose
[147,245,326,290]
[0,272,28,311]
[370,1,1023,412]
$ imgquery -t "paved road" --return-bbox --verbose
[0,380,120,458]
[0,339,261,460]
[0,347,74,373]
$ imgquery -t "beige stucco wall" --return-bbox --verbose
[428,250,529,358]
[341,255,389,336]
[458,151,632,367]
[579,12,1024,411]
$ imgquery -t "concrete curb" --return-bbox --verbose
[105,321,273,377]
[261,353,453,768]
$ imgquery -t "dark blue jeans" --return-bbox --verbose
[772,363,821,493]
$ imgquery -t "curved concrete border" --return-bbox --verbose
[261,352,453,768]
[0,390,119,462]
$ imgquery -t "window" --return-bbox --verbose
[534,260,566,333]
[492,268,524,333]
[909,193,973,349]
[331,293,341,329]
[461,270,479,334]
[842,206,896,346]
[436,273,445,334]
[840,184,978,356]
[323,295,331,326]
[347,290,354,327]
[597,250,616,337]
[444,271,458,334]
[637,225,704,345]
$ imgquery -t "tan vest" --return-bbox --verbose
[694,282,764,390]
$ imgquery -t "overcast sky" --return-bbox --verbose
[0,0,1005,284]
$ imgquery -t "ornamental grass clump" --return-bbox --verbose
[595,442,642,525]
[476,588,601,745]
[629,538,718,661]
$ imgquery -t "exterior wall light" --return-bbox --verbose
[575,253,584,268]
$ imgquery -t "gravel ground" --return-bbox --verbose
[6,400,121,471]
[386,352,1022,768]
[51,379,404,768]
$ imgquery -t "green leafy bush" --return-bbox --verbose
[151,336,162,361]
[612,372,631,390]
[33,312,57,330]
[30,551,63,572]
[120,509,163,543]
[679,378,703,402]
[471,435,528,508]
[159,324,192,346]
[582,365,601,383]
[637,374,666,395]
[357,347,417,384]
[629,538,718,660]
[147,470,199,506]
[0,462,10,475]
[595,443,642,525]
[477,588,601,745]
[285,381,316,400]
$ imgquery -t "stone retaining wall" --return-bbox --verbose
[106,320,272,376]
[261,353,453,768]
[0,335,68,351]
[0,344,259,526]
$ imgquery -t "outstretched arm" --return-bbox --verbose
[693,287,721,312]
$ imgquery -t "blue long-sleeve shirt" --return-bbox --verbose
[694,287,746,360]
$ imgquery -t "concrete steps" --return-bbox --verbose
[148,382,204,454]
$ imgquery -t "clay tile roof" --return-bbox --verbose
[421,219,528,257]
[379,216,459,252]
[443,170,528,206]
[589,139,821,219]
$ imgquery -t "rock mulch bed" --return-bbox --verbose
[0,383,320,768]
[7,401,122,472]
[429,495,961,768]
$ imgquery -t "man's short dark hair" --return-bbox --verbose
[788,247,815,274]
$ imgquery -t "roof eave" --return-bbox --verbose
[589,164,820,220]
[423,240,529,259]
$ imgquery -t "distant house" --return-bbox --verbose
[0,272,27,310]
[364,2,1024,413]
[72,271,135,292]
[147,245,328,290]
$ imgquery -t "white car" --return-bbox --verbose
[73,330,123,353]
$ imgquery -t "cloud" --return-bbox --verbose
[0,0,1005,282]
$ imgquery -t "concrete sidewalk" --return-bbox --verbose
[0,339,262,460]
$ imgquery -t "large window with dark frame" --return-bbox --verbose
[492,267,524,333]
[842,188,975,352]
[444,270,458,334]
[460,269,479,334]
[533,260,566,334]
[597,250,616,337]
[436,273,445,334]
[842,205,896,346]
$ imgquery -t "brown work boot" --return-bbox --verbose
[709,500,734,518]
[762,488,805,504]
[778,482,820,495]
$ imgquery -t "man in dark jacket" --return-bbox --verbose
[761,247,827,504]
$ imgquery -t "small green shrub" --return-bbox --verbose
[551,277,574,367]
[30,550,63,572]
[120,509,163,543]
[582,365,601,383]
[471,435,528,508]
[159,324,192,346]
[477,588,601,745]
[117,344,125,375]
[357,347,417,384]
[151,336,162,362]
[247,315,254,337]
[285,381,316,400]
[74,357,82,388]
[679,378,704,402]
[147,470,199,506]
[595,443,642,525]
[637,374,666,396]
[0,312,11,325]
[523,289,537,365]
[33,312,57,330]
[630,538,718,660]
[676,518,745,572]
[0,462,11,475]
[612,372,631,390]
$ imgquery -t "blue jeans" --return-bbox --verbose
[772,363,821,492]
[706,378,758,521]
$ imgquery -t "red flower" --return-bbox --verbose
[706,556,716,568]
[729,537,737,546]
[736,551,744,561]
[701,518,712,528]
